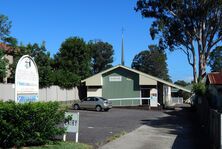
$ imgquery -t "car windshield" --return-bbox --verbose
[99,97,107,101]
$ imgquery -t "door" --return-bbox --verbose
[80,97,91,108]
[88,97,97,109]
[141,88,150,105]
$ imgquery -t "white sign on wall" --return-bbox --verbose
[15,55,39,103]
[109,76,122,82]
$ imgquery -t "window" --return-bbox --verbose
[82,97,88,101]
[89,97,95,101]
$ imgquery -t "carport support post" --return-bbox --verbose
[76,132,79,142]
[63,131,78,142]
[63,133,66,141]
[76,112,79,143]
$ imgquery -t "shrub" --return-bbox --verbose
[0,101,66,148]
[192,82,206,96]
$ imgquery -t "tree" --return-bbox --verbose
[8,42,54,88]
[135,0,222,83]
[0,14,17,47]
[8,43,34,83]
[88,40,114,74]
[52,69,80,89]
[174,80,190,87]
[132,45,171,81]
[0,14,11,42]
[53,37,91,88]
[30,42,54,88]
[174,80,192,100]
[208,46,222,72]
[0,49,7,82]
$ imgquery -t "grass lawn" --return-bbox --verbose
[23,141,92,149]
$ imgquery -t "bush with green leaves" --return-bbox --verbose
[192,82,206,96]
[0,101,66,148]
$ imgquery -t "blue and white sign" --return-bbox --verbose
[17,95,38,103]
[15,55,39,103]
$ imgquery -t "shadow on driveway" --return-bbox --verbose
[140,107,209,149]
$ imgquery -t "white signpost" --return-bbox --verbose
[64,112,79,142]
[15,55,39,103]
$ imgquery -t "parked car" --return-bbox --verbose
[73,97,112,112]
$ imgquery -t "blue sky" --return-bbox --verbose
[0,0,193,82]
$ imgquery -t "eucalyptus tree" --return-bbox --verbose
[136,0,222,83]
[208,46,222,72]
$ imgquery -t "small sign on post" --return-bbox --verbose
[64,112,79,142]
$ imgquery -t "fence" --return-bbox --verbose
[209,109,222,149]
[108,97,150,107]
[171,97,183,105]
[0,83,79,102]
[196,96,222,149]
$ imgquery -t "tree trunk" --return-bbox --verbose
[199,53,206,81]
[193,52,198,83]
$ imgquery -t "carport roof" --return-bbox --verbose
[82,65,192,93]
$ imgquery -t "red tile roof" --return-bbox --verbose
[207,72,222,85]
[0,43,15,54]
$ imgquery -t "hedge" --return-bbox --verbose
[0,101,66,148]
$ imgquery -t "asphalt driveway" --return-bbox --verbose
[66,108,164,147]
[65,107,207,149]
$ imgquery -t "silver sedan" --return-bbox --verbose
[73,97,112,112]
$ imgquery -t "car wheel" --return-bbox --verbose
[96,105,102,112]
[74,104,80,110]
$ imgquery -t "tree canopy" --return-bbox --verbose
[132,45,171,81]
[29,43,54,88]
[135,0,222,83]
[174,80,190,87]
[0,14,11,42]
[0,13,116,88]
[53,37,91,88]
[88,40,114,74]
[8,42,54,88]
[208,46,222,72]
[0,49,7,82]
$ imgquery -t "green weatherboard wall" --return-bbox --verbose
[102,67,140,104]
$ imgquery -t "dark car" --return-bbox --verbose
[73,97,112,112]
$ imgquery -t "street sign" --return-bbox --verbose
[64,112,79,142]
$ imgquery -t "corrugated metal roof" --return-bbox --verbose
[207,72,222,85]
